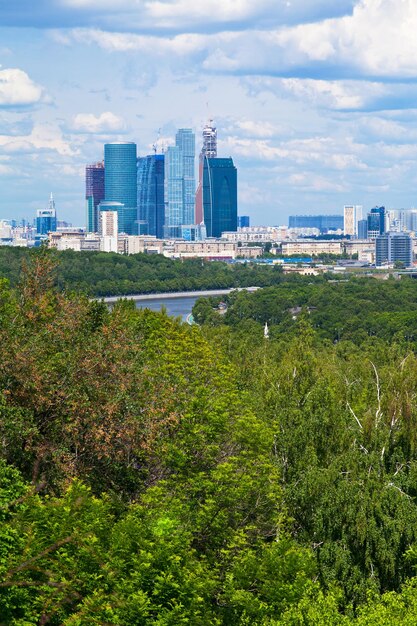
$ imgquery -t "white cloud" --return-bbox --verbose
[288,172,347,192]
[72,111,126,133]
[276,0,417,77]
[0,68,45,107]
[58,1,417,81]
[57,28,236,56]
[144,0,275,28]
[224,118,281,138]
[0,163,14,175]
[280,78,386,110]
[0,123,76,156]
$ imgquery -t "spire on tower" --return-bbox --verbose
[48,192,55,212]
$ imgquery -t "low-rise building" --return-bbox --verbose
[282,240,343,256]
[167,240,237,260]
[118,235,164,255]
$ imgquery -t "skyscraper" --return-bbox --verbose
[86,161,105,233]
[367,206,386,239]
[137,154,165,239]
[164,145,183,238]
[203,157,237,238]
[104,142,137,235]
[175,129,195,225]
[196,120,217,224]
[344,205,363,237]
[36,193,57,235]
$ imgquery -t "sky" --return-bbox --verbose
[1,0,417,226]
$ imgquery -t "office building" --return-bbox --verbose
[137,154,165,239]
[196,120,217,224]
[375,232,413,267]
[181,223,207,241]
[344,205,363,237]
[288,215,344,232]
[164,145,183,239]
[104,142,137,235]
[367,206,386,240]
[357,219,368,239]
[203,157,237,238]
[36,193,57,235]
[99,206,118,253]
[239,216,250,228]
[176,129,195,225]
[86,161,105,233]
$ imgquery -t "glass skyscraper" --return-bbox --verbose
[202,157,237,238]
[137,154,165,239]
[164,145,184,238]
[175,129,195,225]
[104,142,137,235]
[86,161,105,233]
[164,129,196,238]
[36,193,57,235]
[367,206,386,240]
[196,121,217,224]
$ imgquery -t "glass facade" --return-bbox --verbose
[164,146,183,238]
[367,206,386,239]
[36,209,57,235]
[137,154,165,239]
[288,215,344,232]
[85,162,105,233]
[104,142,137,235]
[202,157,237,238]
[357,219,368,239]
[196,122,217,224]
[175,129,195,225]
[376,232,413,267]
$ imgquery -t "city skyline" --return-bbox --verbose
[1,1,417,225]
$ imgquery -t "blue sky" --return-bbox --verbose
[1,0,417,225]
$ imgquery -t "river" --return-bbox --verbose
[135,295,201,321]
[102,287,259,321]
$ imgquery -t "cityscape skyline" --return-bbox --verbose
[2,1,417,225]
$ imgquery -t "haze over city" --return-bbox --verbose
[1,0,417,224]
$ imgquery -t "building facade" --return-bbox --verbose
[36,194,57,235]
[104,142,137,235]
[86,161,105,233]
[344,205,363,237]
[164,145,183,238]
[196,120,217,224]
[202,157,237,238]
[175,129,195,225]
[288,215,344,232]
[367,206,386,239]
[137,154,165,239]
[375,232,413,267]
[99,207,118,253]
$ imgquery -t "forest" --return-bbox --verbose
[0,246,294,297]
[2,249,417,623]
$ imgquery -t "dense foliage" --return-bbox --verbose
[3,250,417,622]
[0,246,296,297]
[193,277,417,345]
